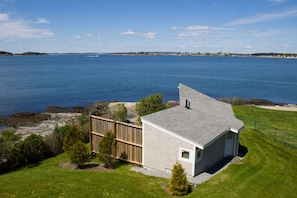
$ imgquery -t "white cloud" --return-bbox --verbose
[171,25,210,31]
[225,8,297,26]
[121,29,136,35]
[185,25,210,31]
[0,13,9,21]
[245,46,252,49]
[35,17,50,24]
[121,29,157,39]
[75,33,102,39]
[0,13,54,39]
[177,33,199,39]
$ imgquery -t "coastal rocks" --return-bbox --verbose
[7,113,81,139]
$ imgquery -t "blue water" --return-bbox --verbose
[0,55,296,115]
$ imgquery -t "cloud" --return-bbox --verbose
[172,25,210,31]
[225,8,297,26]
[75,33,102,39]
[121,29,136,35]
[185,25,210,31]
[0,13,54,39]
[177,33,199,39]
[121,29,157,39]
[35,17,50,24]
[0,13,9,21]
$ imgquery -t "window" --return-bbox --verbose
[181,151,190,159]
[179,148,192,162]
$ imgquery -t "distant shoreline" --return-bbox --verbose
[1,51,297,58]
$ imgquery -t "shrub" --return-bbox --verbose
[78,115,90,143]
[15,134,49,165]
[169,161,190,196]
[44,133,62,156]
[136,93,167,124]
[111,103,127,122]
[69,140,90,168]
[98,131,117,168]
[0,129,21,160]
[63,125,84,153]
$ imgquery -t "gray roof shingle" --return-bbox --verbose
[141,83,244,149]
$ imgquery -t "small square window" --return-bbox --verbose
[181,151,190,159]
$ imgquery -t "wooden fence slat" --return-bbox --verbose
[90,115,143,165]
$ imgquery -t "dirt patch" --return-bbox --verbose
[59,161,115,172]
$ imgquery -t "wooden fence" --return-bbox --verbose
[90,115,143,165]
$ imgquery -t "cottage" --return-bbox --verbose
[141,83,244,176]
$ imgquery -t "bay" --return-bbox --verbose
[0,55,296,115]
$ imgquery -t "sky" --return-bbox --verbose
[0,0,297,54]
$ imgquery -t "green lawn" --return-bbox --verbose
[233,105,297,134]
[0,106,297,197]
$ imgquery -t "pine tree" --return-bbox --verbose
[69,140,90,168]
[98,131,117,168]
[169,161,190,196]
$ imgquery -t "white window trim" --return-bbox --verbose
[179,148,193,163]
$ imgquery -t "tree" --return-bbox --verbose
[111,103,127,122]
[169,161,190,196]
[136,93,167,123]
[0,129,21,160]
[69,140,90,168]
[98,131,117,168]
[62,125,84,153]
[16,134,49,165]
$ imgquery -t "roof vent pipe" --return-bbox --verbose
[185,99,190,109]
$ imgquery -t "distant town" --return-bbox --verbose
[1,51,297,58]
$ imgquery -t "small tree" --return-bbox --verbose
[17,134,49,165]
[62,125,84,153]
[136,93,167,124]
[69,140,90,168]
[169,161,190,196]
[98,131,117,168]
[111,103,127,122]
[0,129,21,160]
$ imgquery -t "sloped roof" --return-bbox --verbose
[141,83,244,149]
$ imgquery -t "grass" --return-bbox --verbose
[233,105,297,134]
[0,106,297,197]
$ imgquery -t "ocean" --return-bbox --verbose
[0,55,296,115]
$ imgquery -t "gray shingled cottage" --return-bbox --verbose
[141,83,244,176]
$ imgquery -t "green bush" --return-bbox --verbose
[169,162,190,196]
[98,131,117,168]
[69,140,90,168]
[44,133,62,156]
[111,103,127,122]
[78,115,90,143]
[136,93,167,124]
[0,129,21,160]
[13,134,49,166]
[62,125,84,153]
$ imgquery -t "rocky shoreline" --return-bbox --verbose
[0,102,140,139]
[1,99,296,139]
